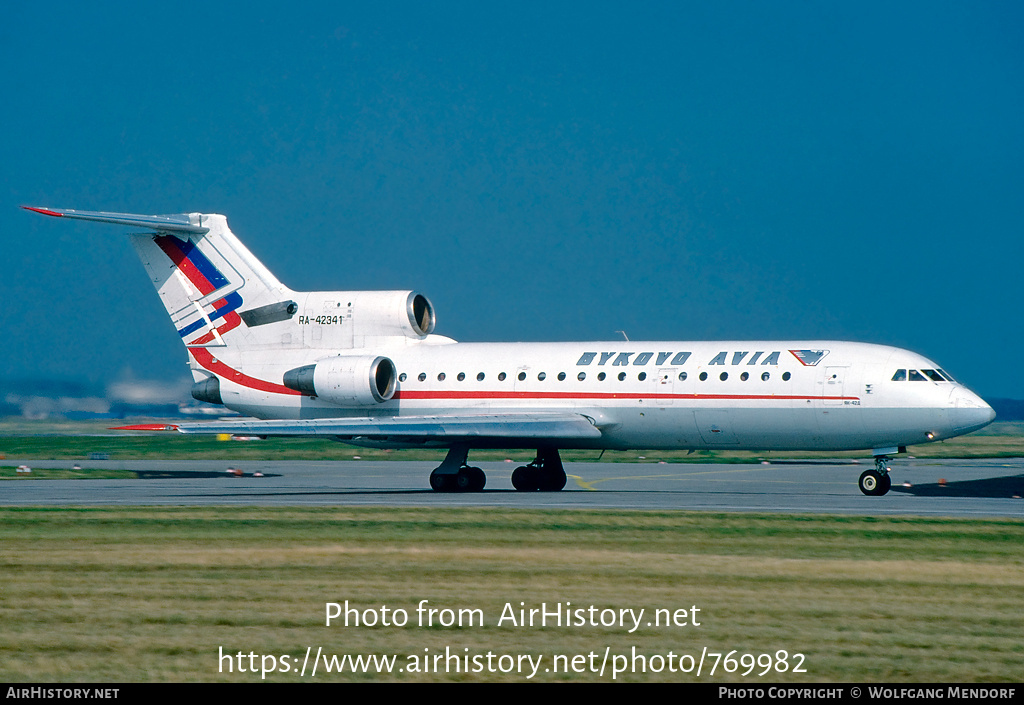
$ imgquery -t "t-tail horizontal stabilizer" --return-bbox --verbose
[22,206,209,234]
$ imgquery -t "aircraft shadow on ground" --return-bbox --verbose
[134,471,282,480]
[890,474,1024,499]
[176,490,439,498]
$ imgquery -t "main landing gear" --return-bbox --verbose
[858,456,893,496]
[429,446,485,493]
[511,448,567,492]
[427,447,568,492]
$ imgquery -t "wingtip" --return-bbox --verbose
[22,206,64,217]
[109,423,180,432]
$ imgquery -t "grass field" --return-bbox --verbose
[1,507,1021,682]
[2,419,1021,682]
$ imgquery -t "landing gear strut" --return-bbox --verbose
[511,448,567,492]
[859,456,893,496]
[429,446,486,493]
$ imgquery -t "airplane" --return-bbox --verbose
[23,206,996,496]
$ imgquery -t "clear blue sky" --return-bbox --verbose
[3,2,1022,399]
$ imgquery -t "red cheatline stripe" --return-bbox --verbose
[189,348,302,396]
[393,390,859,402]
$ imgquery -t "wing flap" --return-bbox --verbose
[177,413,602,441]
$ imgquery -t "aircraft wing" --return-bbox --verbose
[176,413,603,443]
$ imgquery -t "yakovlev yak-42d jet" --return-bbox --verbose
[24,206,996,495]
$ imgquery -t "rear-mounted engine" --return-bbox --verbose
[283,355,397,405]
[344,290,435,339]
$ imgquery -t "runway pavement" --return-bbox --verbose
[2,457,1023,517]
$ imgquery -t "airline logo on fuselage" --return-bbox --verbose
[789,349,829,366]
[575,350,829,367]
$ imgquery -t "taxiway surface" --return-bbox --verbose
[2,458,1023,517]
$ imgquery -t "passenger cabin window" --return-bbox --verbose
[891,369,907,381]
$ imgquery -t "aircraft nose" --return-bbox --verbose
[949,387,996,433]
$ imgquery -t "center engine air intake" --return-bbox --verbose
[283,355,398,405]
[407,292,435,337]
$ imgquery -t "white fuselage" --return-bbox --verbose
[216,339,994,452]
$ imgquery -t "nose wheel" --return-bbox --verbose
[859,457,892,496]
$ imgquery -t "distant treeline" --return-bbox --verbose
[990,399,1024,421]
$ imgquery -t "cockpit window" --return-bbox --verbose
[893,368,955,382]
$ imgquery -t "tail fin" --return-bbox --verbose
[23,207,294,351]
[126,213,292,350]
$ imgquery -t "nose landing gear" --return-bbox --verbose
[859,456,892,496]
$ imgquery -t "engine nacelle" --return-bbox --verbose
[283,355,397,406]
[191,376,223,405]
[347,290,435,340]
[296,290,436,349]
